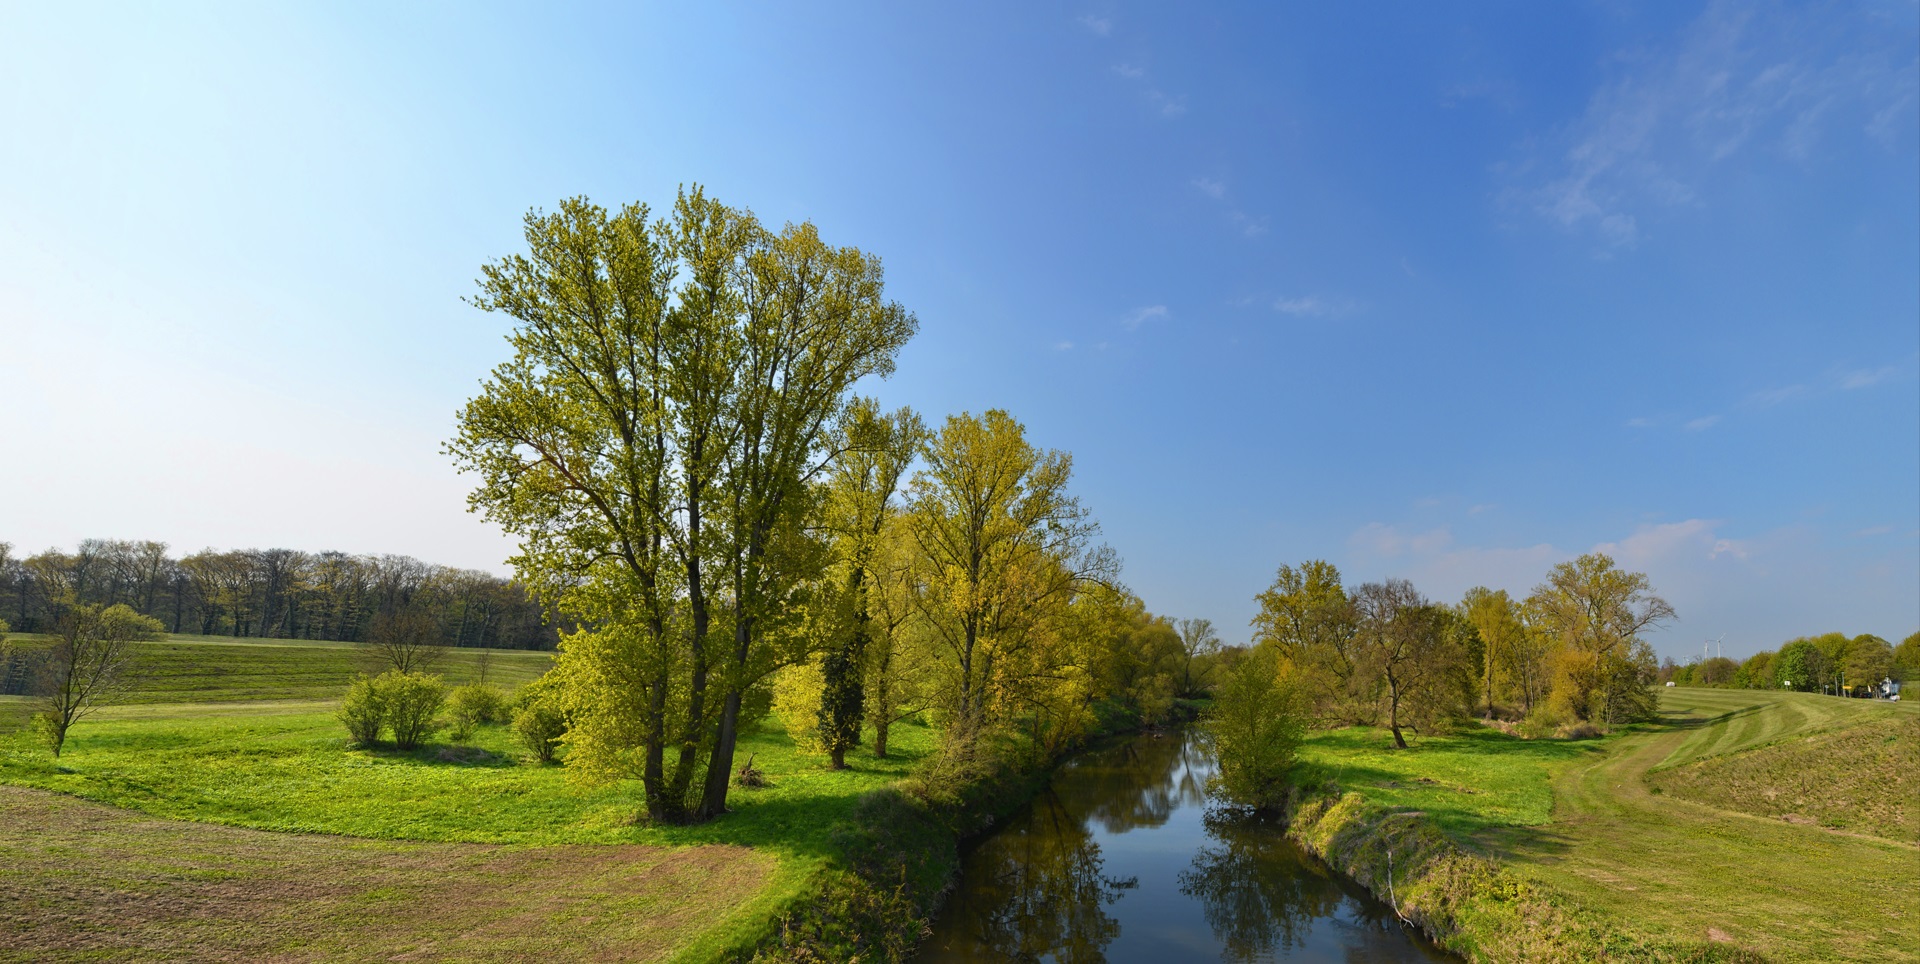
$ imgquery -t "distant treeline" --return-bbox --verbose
[1661,630,1918,693]
[0,539,558,650]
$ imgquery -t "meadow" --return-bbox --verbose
[1303,688,1918,962]
[0,635,934,963]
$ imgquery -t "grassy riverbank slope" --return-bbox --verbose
[0,634,937,963]
[1289,689,1918,962]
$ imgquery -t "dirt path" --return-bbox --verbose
[0,786,774,963]
[1490,703,1919,962]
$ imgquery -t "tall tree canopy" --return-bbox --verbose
[905,409,1115,737]
[1525,553,1673,724]
[448,190,916,822]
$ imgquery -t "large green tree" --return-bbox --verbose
[905,409,1112,737]
[1525,553,1674,724]
[448,190,915,822]
[815,400,924,769]
[1249,561,1367,723]
[1460,586,1526,717]
[1351,580,1468,748]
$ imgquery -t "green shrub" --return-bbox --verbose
[447,683,508,740]
[339,674,387,747]
[383,672,447,750]
[510,685,568,763]
[1203,643,1308,811]
[30,713,63,755]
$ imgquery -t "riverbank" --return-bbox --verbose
[1280,689,1919,962]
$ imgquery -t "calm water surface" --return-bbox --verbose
[915,731,1454,963]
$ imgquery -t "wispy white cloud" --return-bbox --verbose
[1054,340,1074,351]
[1144,88,1187,118]
[1853,525,1893,538]
[1684,414,1721,431]
[1273,294,1359,318]
[1103,52,1187,119]
[1514,0,1917,251]
[1192,176,1226,199]
[1839,366,1896,390]
[1747,384,1809,407]
[1077,14,1113,37]
[1122,304,1168,330]
[1468,503,1497,517]
[1748,360,1910,409]
[1625,416,1656,429]
[1349,522,1454,558]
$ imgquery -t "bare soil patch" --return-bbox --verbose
[0,786,773,963]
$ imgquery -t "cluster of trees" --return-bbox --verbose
[452,191,1208,825]
[1667,631,1919,693]
[0,539,555,650]
[1206,552,1672,810]
[1247,553,1672,746]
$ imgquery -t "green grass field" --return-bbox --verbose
[0,633,936,963]
[4,632,554,705]
[1314,689,1918,962]
[1294,723,1607,839]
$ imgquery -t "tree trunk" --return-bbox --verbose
[1388,673,1408,749]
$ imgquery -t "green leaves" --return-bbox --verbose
[449,189,917,821]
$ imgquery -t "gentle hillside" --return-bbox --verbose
[1649,688,1918,842]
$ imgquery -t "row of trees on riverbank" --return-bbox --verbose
[454,191,1200,825]
[0,540,555,649]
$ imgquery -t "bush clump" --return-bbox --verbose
[385,672,448,750]
[338,671,446,750]
[447,683,508,740]
[510,678,568,763]
[340,675,387,747]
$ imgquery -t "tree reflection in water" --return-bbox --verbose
[917,731,1449,964]
[1068,732,1212,835]
[1178,809,1340,961]
[945,790,1128,963]
[1181,808,1425,964]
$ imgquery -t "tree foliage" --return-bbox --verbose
[904,409,1115,739]
[1524,553,1674,725]
[34,602,164,756]
[1204,643,1307,811]
[814,401,925,769]
[449,190,914,822]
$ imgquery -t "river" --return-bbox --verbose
[913,730,1454,963]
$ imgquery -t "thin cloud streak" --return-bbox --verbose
[1122,304,1168,330]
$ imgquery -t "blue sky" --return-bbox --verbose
[2,2,1915,658]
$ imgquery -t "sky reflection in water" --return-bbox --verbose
[915,731,1453,963]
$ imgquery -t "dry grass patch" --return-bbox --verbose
[0,786,774,963]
